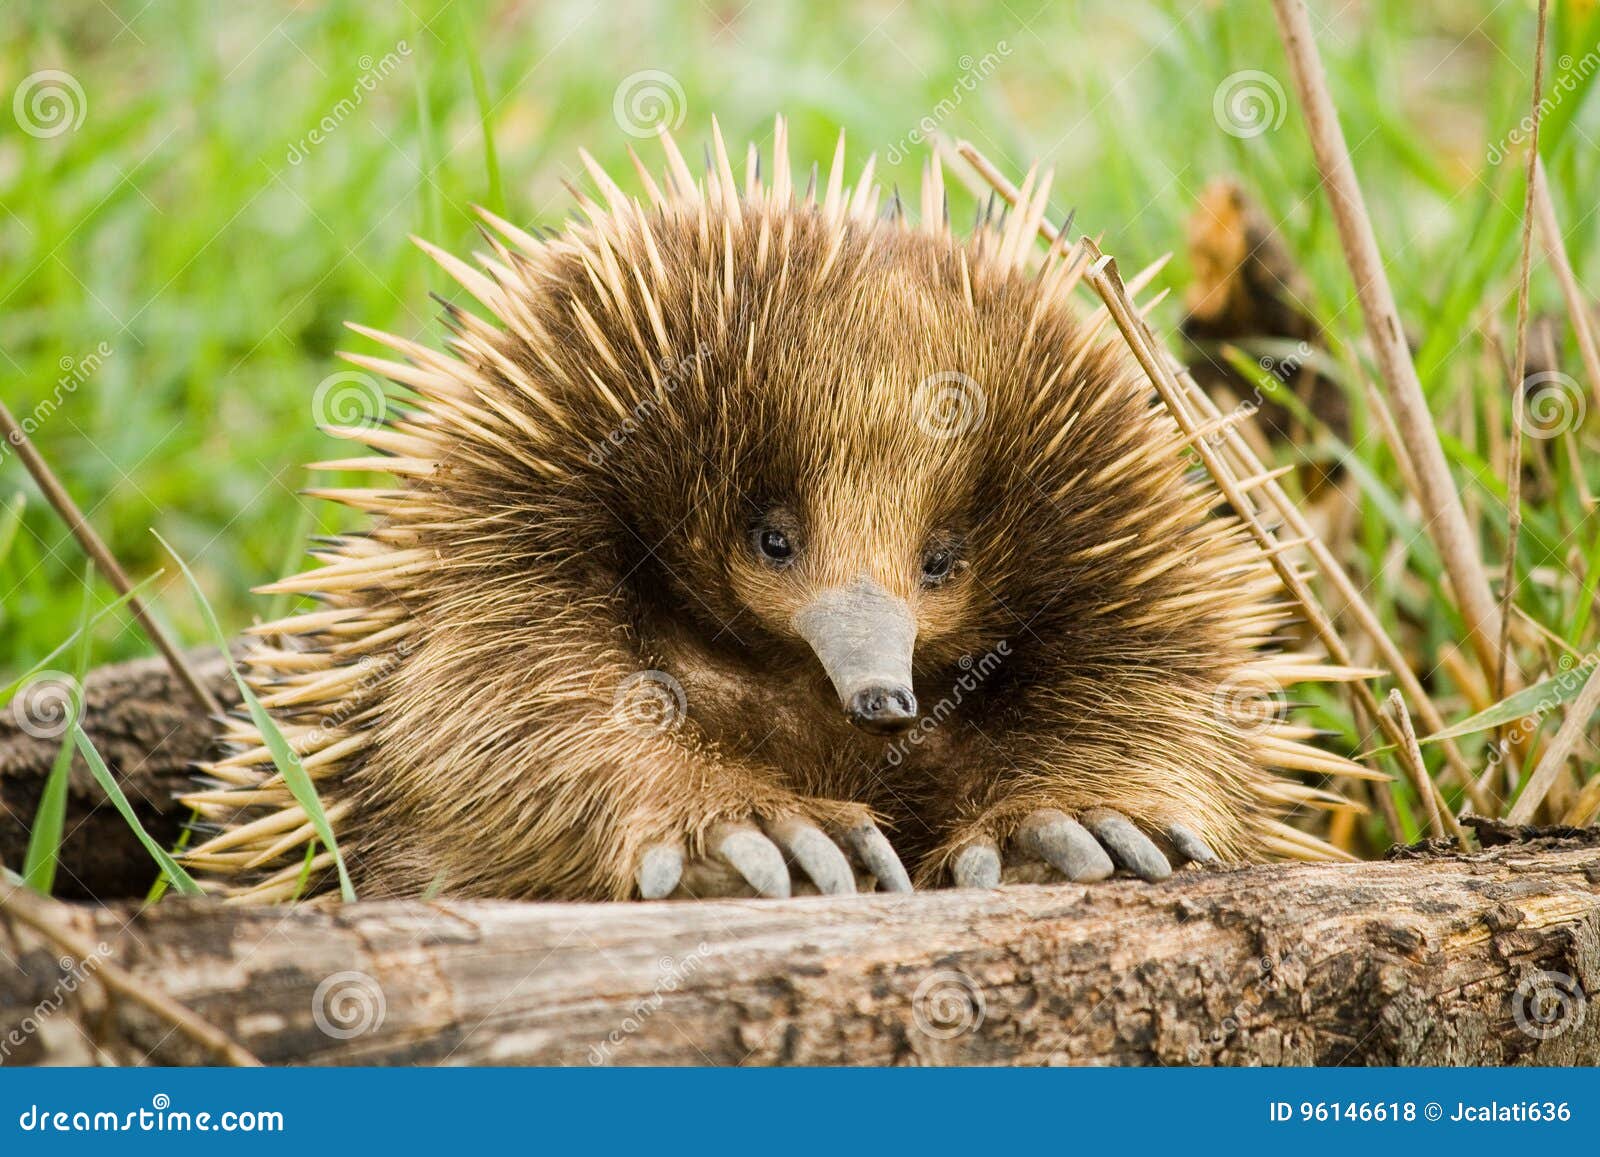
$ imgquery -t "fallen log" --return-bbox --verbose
[0,649,235,899]
[3,836,1597,1065]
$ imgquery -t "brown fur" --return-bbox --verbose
[183,118,1366,903]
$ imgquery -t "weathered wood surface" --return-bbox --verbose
[3,836,1598,1066]
[0,649,235,899]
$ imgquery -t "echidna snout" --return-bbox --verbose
[846,685,918,735]
[792,580,919,735]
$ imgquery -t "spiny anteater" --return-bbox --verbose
[183,117,1372,903]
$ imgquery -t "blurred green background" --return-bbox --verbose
[2,0,1597,684]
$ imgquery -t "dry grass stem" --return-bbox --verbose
[1532,156,1600,413]
[0,399,222,717]
[1077,239,1409,782]
[1496,0,1547,705]
[1386,689,1465,845]
[1271,0,1507,686]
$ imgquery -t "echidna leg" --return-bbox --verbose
[838,818,915,893]
[637,842,686,899]
[950,838,1002,889]
[1018,810,1115,881]
[639,816,909,900]
[1163,821,1221,866]
[1080,808,1172,880]
[947,808,1218,888]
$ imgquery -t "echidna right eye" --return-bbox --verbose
[756,528,794,565]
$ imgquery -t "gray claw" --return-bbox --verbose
[766,817,855,895]
[1166,822,1219,865]
[637,841,685,900]
[711,824,791,898]
[951,839,1002,889]
[1017,809,1114,882]
[1083,809,1172,880]
[840,820,913,893]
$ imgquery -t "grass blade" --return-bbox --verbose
[289,838,319,903]
[0,491,24,567]
[1419,658,1597,745]
[412,12,443,257]
[153,531,356,901]
[72,724,203,896]
[264,501,315,623]
[21,568,96,892]
[143,824,194,906]
[458,3,505,216]
[1566,525,1600,646]
[21,727,77,892]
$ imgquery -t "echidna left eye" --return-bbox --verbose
[756,528,795,565]
[920,547,955,586]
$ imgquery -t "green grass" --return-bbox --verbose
[155,530,357,901]
[73,722,204,896]
[5,0,1600,854]
[20,566,92,892]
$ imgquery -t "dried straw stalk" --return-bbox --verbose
[0,399,221,716]
[1387,690,1462,842]
[1531,155,1600,413]
[1270,0,1507,686]
[1496,0,1548,705]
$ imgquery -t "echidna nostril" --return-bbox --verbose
[846,685,918,735]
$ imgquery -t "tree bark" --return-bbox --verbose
[0,649,235,900]
[3,836,1598,1066]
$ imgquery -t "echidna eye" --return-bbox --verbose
[756,528,794,565]
[921,548,955,585]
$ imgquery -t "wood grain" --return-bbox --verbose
[4,837,1598,1065]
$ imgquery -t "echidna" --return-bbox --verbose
[183,116,1372,903]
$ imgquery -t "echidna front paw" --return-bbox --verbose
[950,807,1217,888]
[636,817,913,901]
